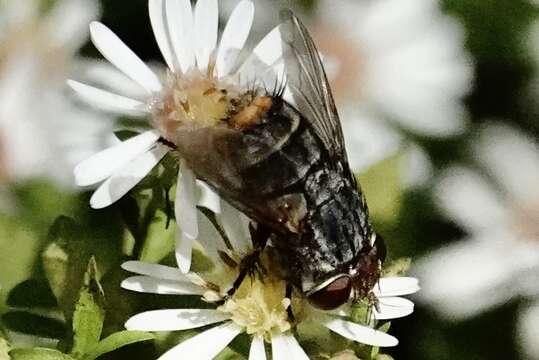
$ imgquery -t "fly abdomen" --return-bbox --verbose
[287,169,372,286]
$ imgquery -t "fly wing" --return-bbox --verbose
[279,10,352,177]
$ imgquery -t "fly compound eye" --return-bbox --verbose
[307,276,352,310]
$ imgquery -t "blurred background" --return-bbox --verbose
[1,0,539,359]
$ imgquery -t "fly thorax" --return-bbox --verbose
[304,169,345,205]
[150,68,271,145]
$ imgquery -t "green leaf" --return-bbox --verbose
[2,311,65,339]
[0,216,41,311]
[0,338,11,360]
[382,257,412,277]
[374,354,394,360]
[357,155,403,224]
[113,130,140,141]
[42,217,91,322]
[70,258,105,358]
[349,301,369,325]
[7,279,57,309]
[369,322,392,359]
[10,348,74,360]
[329,349,361,360]
[82,331,154,360]
[377,322,391,333]
[139,210,175,263]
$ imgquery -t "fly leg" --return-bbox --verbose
[364,291,380,326]
[226,223,271,298]
[286,283,295,321]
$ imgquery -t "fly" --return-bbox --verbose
[166,10,386,310]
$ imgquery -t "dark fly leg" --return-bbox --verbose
[226,223,271,298]
[286,283,295,321]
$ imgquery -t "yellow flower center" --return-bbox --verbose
[151,68,268,144]
[218,275,291,342]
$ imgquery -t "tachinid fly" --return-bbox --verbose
[164,11,386,310]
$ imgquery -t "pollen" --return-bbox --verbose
[151,69,229,141]
[218,274,291,342]
[150,68,266,144]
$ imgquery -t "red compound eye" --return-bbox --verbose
[307,276,352,310]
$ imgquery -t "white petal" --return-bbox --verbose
[237,25,283,86]
[320,315,398,347]
[249,335,266,360]
[90,22,162,93]
[125,309,229,331]
[413,237,539,319]
[121,261,188,281]
[176,161,198,239]
[220,199,251,254]
[435,166,508,232]
[166,0,195,73]
[149,0,177,71]
[271,333,308,360]
[374,277,420,297]
[176,227,194,274]
[158,322,241,360]
[374,297,415,320]
[175,162,198,273]
[44,0,98,52]
[284,335,309,360]
[197,180,221,213]
[90,145,168,209]
[194,0,218,71]
[67,80,148,116]
[473,123,539,203]
[517,301,539,360]
[196,210,228,265]
[400,144,434,189]
[74,130,160,186]
[121,275,204,295]
[83,61,147,99]
[270,334,291,360]
[341,108,402,172]
[216,0,254,76]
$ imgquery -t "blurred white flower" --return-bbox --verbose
[69,0,283,273]
[122,203,419,359]
[414,124,539,358]
[0,0,112,187]
[313,0,473,175]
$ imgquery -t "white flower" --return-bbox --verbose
[413,124,539,358]
[69,0,283,272]
[121,203,419,359]
[313,0,473,174]
[0,0,112,187]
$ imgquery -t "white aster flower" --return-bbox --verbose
[69,0,283,272]
[121,203,419,359]
[313,0,473,174]
[413,123,539,358]
[0,0,112,187]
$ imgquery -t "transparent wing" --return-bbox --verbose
[279,10,349,168]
